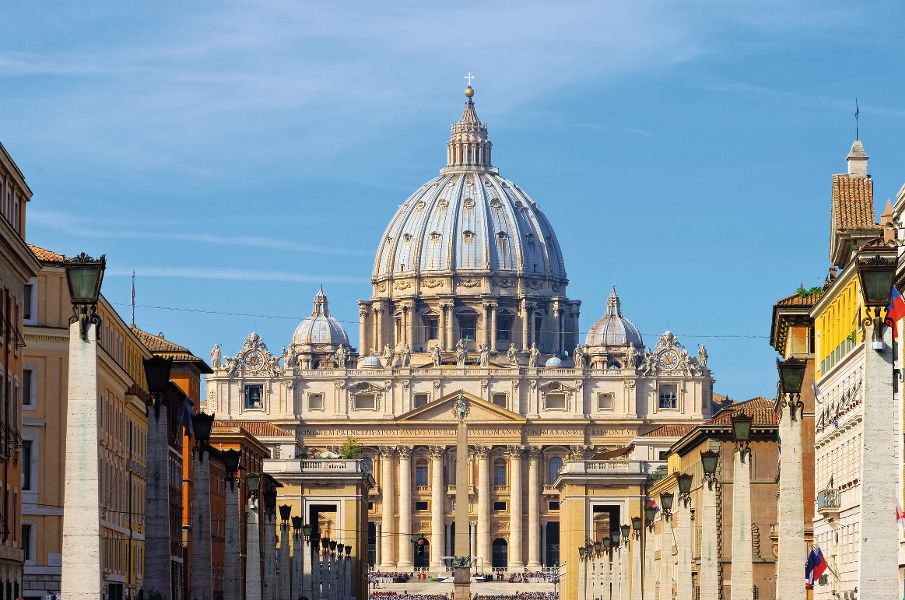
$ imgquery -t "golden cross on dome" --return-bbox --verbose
[465,72,475,87]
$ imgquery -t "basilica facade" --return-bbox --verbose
[206,86,716,572]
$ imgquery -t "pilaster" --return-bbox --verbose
[379,446,396,569]
[429,445,446,572]
[397,445,414,569]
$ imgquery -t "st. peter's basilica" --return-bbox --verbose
[206,85,716,573]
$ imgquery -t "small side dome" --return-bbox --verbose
[360,355,382,369]
[291,287,350,348]
[585,287,643,348]
[545,355,563,368]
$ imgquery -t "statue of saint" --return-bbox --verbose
[455,339,468,366]
[283,346,297,370]
[528,343,539,368]
[507,343,518,366]
[698,344,708,368]
[573,344,585,368]
[402,344,412,367]
[431,344,442,367]
[210,344,222,369]
[626,344,638,369]
[478,343,490,367]
[382,344,393,367]
[334,345,347,369]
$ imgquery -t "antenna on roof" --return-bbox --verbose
[855,98,860,141]
[131,270,135,326]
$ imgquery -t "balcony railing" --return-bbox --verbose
[264,458,369,474]
[559,460,652,476]
[817,488,840,516]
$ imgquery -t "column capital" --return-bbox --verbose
[527,445,543,460]
[397,445,413,460]
[428,445,447,460]
[505,445,524,459]
[378,445,396,459]
[471,445,490,459]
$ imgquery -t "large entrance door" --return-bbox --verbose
[492,538,508,569]
[545,522,560,566]
[414,538,429,568]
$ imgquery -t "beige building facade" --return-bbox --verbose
[206,86,717,576]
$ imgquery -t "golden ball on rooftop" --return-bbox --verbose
[464,86,474,98]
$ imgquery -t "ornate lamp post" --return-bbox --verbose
[699,450,720,600]
[262,488,278,600]
[577,544,588,600]
[675,472,694,600]
[630,517,642,600]
[643,503,657,600]
[307,526,321,600]
[222,449,242,600]
[344,544,353,600]
[291,516,303,600]
[142,355,173,600]
[60,254,106,600]
[729,412,753,600]
[278,505,292,600]
[191,411,215,600]
[245,472,263,600]
[320,537,331,600]
[854,247,899,597]
[659,492,674,599]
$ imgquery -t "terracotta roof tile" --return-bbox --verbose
[832,174,879,231]
[29,244,64,263]
[640,424,697,438]
[214,420,293,438]
[707,396,776,427]
[776,291,823,306]
[131,326,212,372]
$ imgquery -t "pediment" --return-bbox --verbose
[397,391,526,423]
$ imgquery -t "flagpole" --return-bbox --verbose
[131,270,135,326]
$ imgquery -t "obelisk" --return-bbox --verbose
[453,394,472,600]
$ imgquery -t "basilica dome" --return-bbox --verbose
[291,287,350,348]
[371,86,567,292]
[585,288,643,348]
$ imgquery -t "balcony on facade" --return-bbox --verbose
[817,487,840,519]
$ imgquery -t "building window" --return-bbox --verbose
[534,316,543,345]
[459,315,477,342]
[23,284,33,322]
[547,457,563,484]
[448,458,456,484]
[22,441,31,490]
[362,457,373,473]
[22,369,32,406]
[354,393,376,410]
[415,501,429,512]
[493,459,507,486]
[658,384,678,409]
[413,393,429,409]
[243,384,263,409]
[21,523,30,562]
[308,393,324,411]
[658,451,669,460]
[493,501,507,511]
[496,315,513,342]
[425,317,439,341]
[492,393,507,408]
[544,393,566,410]
[548,501,560,511]
[596,392,614,411]
[415,461,428,486]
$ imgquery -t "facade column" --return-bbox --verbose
[520,300,530,350]
[552,304,561,355]
[191,446,213,600]
[445,303,455,351]
[263,510,277,600]
[379,447,396,570]
[630,534,642,600]
[223,480,241,600]
[397,446,414,569]
[643,527,655,600]
[578,556,587,600]
[507,446,524,570]
[602,552,610,600]
[489,303,498,352]
[246,499,263,600]
[661,516,673,600]
[309,539,321,600]
[476,446,491,569]
[526,446,542,569]
[358,301,370,357]
[470,522,477,560]
[438,303,447,351]
[429,446,446,572]
[676,504,693,600]
[407,303,416,349]
[730,448,753,600]
[144,407,172,599]
[279,519,291,600]
[775,391,805,599]
[291,529,303,600]
[374,301,383,352]
[700,478,719,600]
[60,321,102,600]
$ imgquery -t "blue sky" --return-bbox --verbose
[3,1,904,400]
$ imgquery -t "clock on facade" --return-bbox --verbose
[657,349,680,371]
[244,350,265,370]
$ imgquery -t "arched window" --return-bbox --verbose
[493,459,507,487]
[362,457,374,474]
[415,460,429,487]
[547,457,563,484]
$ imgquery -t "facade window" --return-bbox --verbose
[493,501,507,511]
[425,317,439,341]
[547,457,563,484]
[544,393,566,410]
[243,384,263,409]
[492,393,507,408]
[448,458,456,484]
[23,284,33,322]
[354,393,376,410]
[493,459,506,486]
[596,392,614,411]
[22,441,31,490]
[362,457,373,473]
[548,501,560,511]
[415,501,429,512]
[496,315,513,342]
[459,315,477,342]
[534,316,543,346]
[308,393,324,410]
[415,461,428,486]
[413,393,429,409]
[658,384,678,409]
[658,451,669,460]
[22,369,31,406]
[21,523,30,562]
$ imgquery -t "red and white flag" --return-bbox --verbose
[895,502,905,528]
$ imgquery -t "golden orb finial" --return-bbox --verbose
[464,85,474,98]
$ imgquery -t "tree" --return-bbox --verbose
[340,437,363,459]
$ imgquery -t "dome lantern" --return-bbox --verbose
[585,287,643,348]
[444,85,494,173]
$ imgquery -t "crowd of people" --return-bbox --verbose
[505,571,554,583]
[369,594,557,600]
[369,572,414,584]
[472,593,557,600]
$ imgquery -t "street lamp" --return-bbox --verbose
[143,355,172,414]
[609,529,620,548]
[292,516,302,533]
[856,249,897,350]
[279,504,292,525]
[192,411,215,456]
[700,450,719,489]
[644,503,657,531]
[63,253,106,339]
[620,524,631,546]
[731,412,753,460]
[263,489,278,518]
[676,472,693,507]
[631,516,642,539]
[302,523,313,544]
[246,472,261,499]
[660,492,674,519]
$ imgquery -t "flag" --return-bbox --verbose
[806,547,828,585]
[812,547,828,582]
[896,502,905,528]
[886,286,905,339]
[178,397,195,439]
[648,498,660,513]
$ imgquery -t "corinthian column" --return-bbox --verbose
[379,447,396,570]
[730,447,753,600]
[506,446,524,570]
[489,303,498,352]
[776,393,805,599]
[526,446,542,569]
[429,446,446,572]
[475,446,491,568]
[358,301,370,357]
[397,446,414,569]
